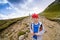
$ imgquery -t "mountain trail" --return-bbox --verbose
[0,16,60,40]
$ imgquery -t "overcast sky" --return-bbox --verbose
[0,0,55,20]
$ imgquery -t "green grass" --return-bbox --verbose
[0,17,27,31]
[40,2,60,19]
[18,30,30,36]
[0,20,7,26]
[18,31,26,36]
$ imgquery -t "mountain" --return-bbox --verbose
[55,0,60,3]
[40,0,60,21]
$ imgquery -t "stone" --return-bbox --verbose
[19,35,24,40]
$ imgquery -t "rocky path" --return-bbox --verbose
[0,16,60,40]
[23,16,60,40]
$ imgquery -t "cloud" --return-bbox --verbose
[0,0,55,20]
[0,13,9,20]
[0,0,8,3]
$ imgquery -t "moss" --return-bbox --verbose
[18,31,26,36]
[26,30,30,33]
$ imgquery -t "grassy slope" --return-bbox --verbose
[40,2,60,19]
[0,17,27,31]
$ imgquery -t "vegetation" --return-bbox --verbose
[0,17,27,31]
[40,2,60,19]
[18,31,26,36]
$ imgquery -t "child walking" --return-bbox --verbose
[30,13,45,40]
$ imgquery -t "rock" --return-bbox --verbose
[19,35,25,40]
[48,26,53,28]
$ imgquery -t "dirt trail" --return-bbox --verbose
[0,16,60,40]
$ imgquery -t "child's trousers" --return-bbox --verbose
[32,38,37,40]
[32,36,42,40]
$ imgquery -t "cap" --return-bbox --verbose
[32,13,38,18]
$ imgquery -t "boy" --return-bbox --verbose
[30,13,45,40]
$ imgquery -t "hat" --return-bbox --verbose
[32,13,38,18]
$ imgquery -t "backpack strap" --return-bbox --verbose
[38,22,42,28]
[31,23,32,29]
[38,22,43,32]
[31,23,34,31]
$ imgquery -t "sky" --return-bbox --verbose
[0,0,55,20]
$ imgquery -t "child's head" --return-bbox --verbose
[32,13,39,23]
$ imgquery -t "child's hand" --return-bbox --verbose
[35,33,40,36]
[30,32,34,36]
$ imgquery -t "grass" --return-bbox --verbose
[0,20,7,26]
[0,17,27,31]
[18,31,26,36]
[40,2,60,19]
[18,30,30,36]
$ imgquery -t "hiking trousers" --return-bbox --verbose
[32,36,42,40]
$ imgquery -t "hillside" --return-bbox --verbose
[40,1,60,20]
[0,16,60,40]
[0,17,26,31]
